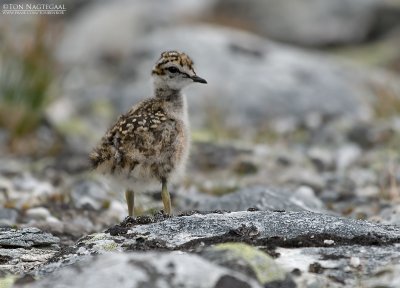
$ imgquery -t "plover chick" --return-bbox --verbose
[89,51,207,216]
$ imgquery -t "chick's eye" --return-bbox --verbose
[167,67,179,73]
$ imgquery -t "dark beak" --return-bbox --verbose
[191,75,207,84]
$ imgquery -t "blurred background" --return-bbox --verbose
[1,0,400,242]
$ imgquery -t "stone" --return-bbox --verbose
[213,0,389,46]
[4,208,399,287]
[31,211,400,286]
[121,211,400,249]
[0,227,59,248]
[179,186,325,213]
[7,174,55,209]
[349,256,361,268]
[377,205,400,225]
[280,169,326,192]
[362,263,400,288]
[0,247,58,275]
[67,211,400,255]
[336,144,362,171]
[291,186,325,213]
[0,228,60,275]
[0,209,18,227]
[26,252,262,288]
[276,244,400,286]
[70,179,109,210]
[117,25,379,130]
[54,25,400,149]
[57,0,214,64]
[200,243,295,287]
[190,142,252,170]
[25,207,51,221]
[307,147,335,171]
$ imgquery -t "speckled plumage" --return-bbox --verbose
[89,51,207,215]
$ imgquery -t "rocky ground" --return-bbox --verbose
[1,0,400,287]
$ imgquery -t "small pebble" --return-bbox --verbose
[324,239,335,245]
[350,256,361,268]
[26,207,51,221]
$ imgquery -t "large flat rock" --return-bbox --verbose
[26,252,263,288]
[62,211,400,254]
[119,211,400,249]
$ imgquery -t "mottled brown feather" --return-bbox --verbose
[89,97,187,182]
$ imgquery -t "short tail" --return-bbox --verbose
[90,147,111,169]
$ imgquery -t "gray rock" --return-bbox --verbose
[54,25,400,149]
[307,147,335,171]
[57,0,214,64]
[118,26,377,129]
[291,186,325,212]
[70,180,109,210]
[0,208,18,227]
[122,211,400,249]
[336,144,362,171]
[213,0,381,46]
[0,227,59,248]
[6,173,56,210]
[190,142,252,170]
[276,244,400,286]
[280,169,326,192]
[179,186,325,213]
[377,206,400,226]
[200,243,295,287]
[27,252,262,288]
[68,211,400,255]
[0,246,58,275]
[28,211,400,286]
[25,207,51,221]
[362,263,400,288]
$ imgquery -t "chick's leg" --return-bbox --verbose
[161,178,172,215]
[125,189,135,217]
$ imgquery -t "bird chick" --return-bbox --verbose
[89,51,207,216]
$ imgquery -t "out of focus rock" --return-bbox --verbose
[213,0,400,46]
[200,243,294,287]
[307,147,335,171]
[347,122,395,148]
[377,205,400,225]
[281,169,326,192]
[7,174,56,209]
[362,263,400,287]
[25,207,51,221]
[117,25,379,130]
[54,25,400,150]
[336,144,362,171]
[27,252,262,288]
[0,209,18,227]
[57,0,214,64]
[179,186,325,213]
[190,142,252,171]
[70,180,109,210]
[292,186,325,212]
[276,244,400,287]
